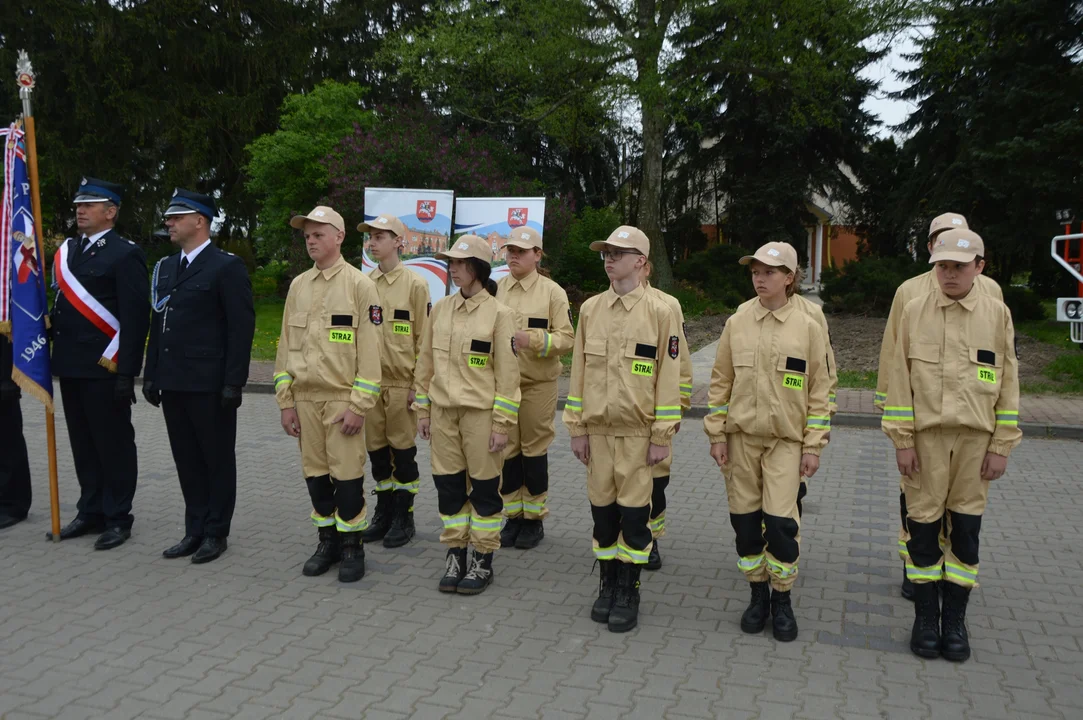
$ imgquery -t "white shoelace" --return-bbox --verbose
[464,554,490,580]
[445,552,461,577]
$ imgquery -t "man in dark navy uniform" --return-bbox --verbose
[52,177,150,549]
[143,189,254,564]
[0,334,32,529]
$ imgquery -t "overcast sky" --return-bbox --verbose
[860,31,920,139]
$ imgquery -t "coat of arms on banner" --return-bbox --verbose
[416,200,436,223]
[508,208,528,227]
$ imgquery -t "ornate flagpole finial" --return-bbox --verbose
[17,50,35,116]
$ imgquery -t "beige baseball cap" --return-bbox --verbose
[436,234,493,263]
[929,228,984,263]
[357,214,407,238]
[501,226,543,251]
[739,241,799,270]
[290,205,345,232]
[929,212,968,238]
[588,225,650,257]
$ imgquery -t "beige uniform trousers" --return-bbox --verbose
[724,432,802,591]
[365,387,417,452]
[500,379,557,520]
[432,405,503,552]
[587,435,654,564]
[296,400,368,531]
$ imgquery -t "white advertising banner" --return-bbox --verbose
[452,196,546,289]
[359,187,454,302]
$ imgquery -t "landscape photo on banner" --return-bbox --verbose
[358,187,454,301]
[452,196,546,294]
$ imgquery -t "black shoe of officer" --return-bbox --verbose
[645,540,662,571]
[591,560,618,623]
[0,513,27,530]
[94,527,131,550]
[500,516,523,548]
[338,533,365,583]
[59,516,105,540]
[909,581,942,659]
[740,581,771,633]
[383,491,416,548]
[608,563,641,633]
[457,549,494,595]
[770,589,798,641]
[439,547,468,593]
[302,526,340,576]
[940,582,972,662]
[192,537,227,564]
[163,535,203,559]
[515,519,544,549]
[360,491,392,543]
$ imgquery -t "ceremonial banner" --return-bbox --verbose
[1,123,51,406]
[452,196,546,288]
[358,187,453,302]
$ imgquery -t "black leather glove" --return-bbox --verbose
[0,380,21,405]
[221,385,243,410]
[142,380,161,407]
[115,375,137,406]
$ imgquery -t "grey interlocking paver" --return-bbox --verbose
[2,392,1082,719]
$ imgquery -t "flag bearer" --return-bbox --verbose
[875,212,1003,600]
[564,226,681,633]
[357,214,430,549]
[496,226,574,550]
[274,206,383,583]
[704,241,831,642]
[413,234,520,594]
[882,228,1020,662]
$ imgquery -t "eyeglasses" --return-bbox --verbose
[600,249,641,261]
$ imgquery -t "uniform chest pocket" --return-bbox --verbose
[326,312,358,349]
[464,338,492,369]
[969,347,1002,390]
[625,340,657,381]
[391,309,413,338]
[731,350,756,393]
[908,342,942,394]
[583,338,607,372]
[287,313,308,351]
[776,355,808,392]
[183,282,210,292]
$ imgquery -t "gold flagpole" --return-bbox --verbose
[17,51,62,542]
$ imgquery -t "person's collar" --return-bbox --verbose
[315,254,347,280]
[83,228,111,244]
[606,282,646,310]
[511,270,540,290]
[181,238,212,263]
[752,296,795,322]
[372,261,403,284]
[453,287,491,311]
[937,286,980,310]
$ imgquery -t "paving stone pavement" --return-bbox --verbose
[2,393,1083,719]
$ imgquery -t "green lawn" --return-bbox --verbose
[252,297,285,361]
[837,370,878,390]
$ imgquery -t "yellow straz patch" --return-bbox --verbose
[392,322,411,336]
[783,374,805,390]
[329,329,354,343]
[631,360,655,377]
[978,367,997,384]
[468,355,489,368]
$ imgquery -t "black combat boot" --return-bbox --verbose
[901,564,915,601]
[590,560,618,623]
[383,491,416,548]
[515,519,544,549]
[500,516,523,548]
[439,547,468,593]
[940,582,972,662]
[337,533,366,583]
[302,526,340,577]
[770,589,798,641]
[608,563,641,633]
[910,581,941,658]
[740,581,771,633]
[360,491,392,543]
[457,549,494,595]
[645,540,662,571]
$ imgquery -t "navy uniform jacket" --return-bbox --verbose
[144,246,255,393]
[51,230,150,379]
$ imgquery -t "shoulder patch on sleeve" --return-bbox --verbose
[369,305,383,325]
[669,336,679,359]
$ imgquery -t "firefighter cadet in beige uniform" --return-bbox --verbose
[639,262,693,570]
[274,206,383,583]
[875,212,1004,601]
[414,234,521,595]
[705,242,830,642]
[883,227,1020,663]
[564,226,681,633]
[356,214,430,550]
[496,226,574,550]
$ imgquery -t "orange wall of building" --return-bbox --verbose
[828,226,862,269]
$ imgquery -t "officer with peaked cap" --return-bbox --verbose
[52,177,150,549]
[143,189,255,564]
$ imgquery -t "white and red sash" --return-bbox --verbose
[54,238,120,372]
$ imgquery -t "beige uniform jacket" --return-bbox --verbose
[562,284,681,446]
[881,289,1021,457]
[876,271,1002,408]
[495,270,575,385]
[704,298,831,455]
[369,263,430,388]
[412,289,521,430]
[273,256,382,416]
[737,293,837,414]
[646,284,693,411]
